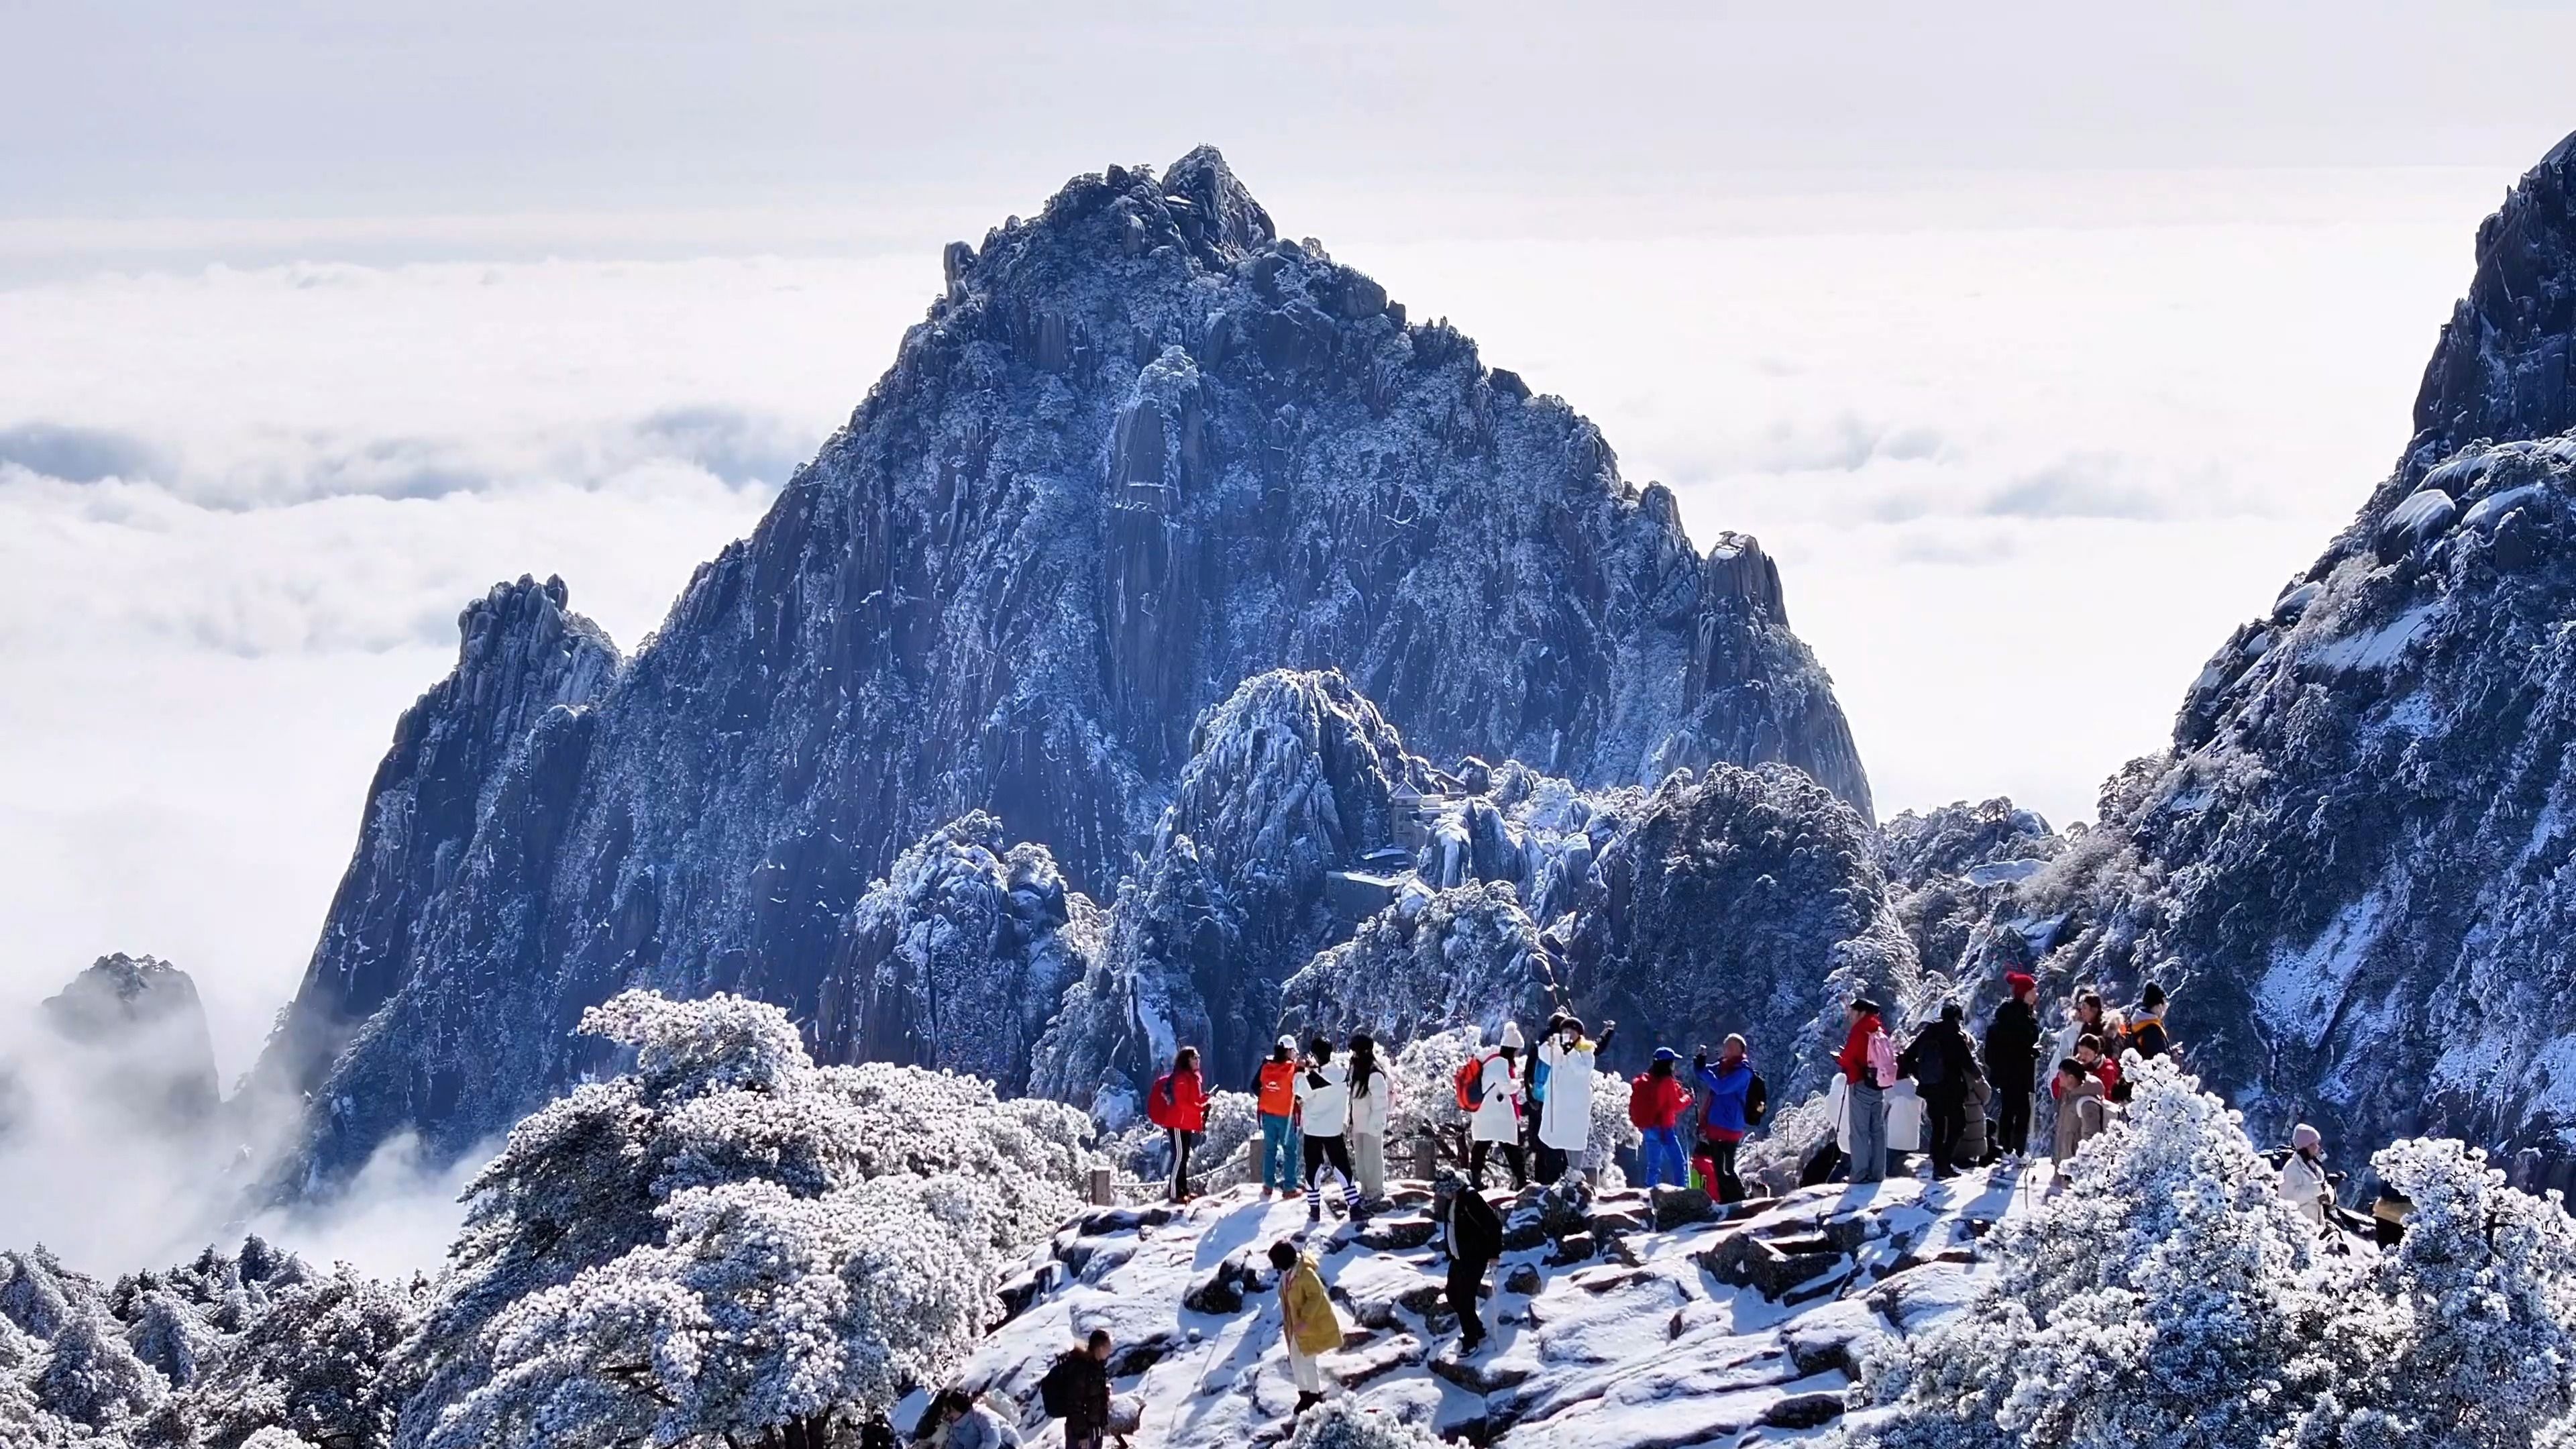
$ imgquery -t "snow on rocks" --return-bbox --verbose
[951,1169,2032,1449]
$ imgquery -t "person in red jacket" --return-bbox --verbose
[1627,1048,1692,1191]
[2072,1034,2121,1098]
[1148,1046,1209,1202]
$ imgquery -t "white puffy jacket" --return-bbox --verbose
[1348,1066,1391,1138]
[1536,1036,1598,1154]
[1297,1059,1352,1138]
[1468,1051,1521,1143]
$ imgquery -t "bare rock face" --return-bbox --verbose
[2026,129,2576,1169]
[1558,765,1922,1104]
[261,148,1873,1184]
[40,955,221,1133]
[814,814,1104,1095]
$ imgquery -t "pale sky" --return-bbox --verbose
[5,3,2574,1080]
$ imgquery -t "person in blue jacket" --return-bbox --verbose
[1692,1035,1755,1203]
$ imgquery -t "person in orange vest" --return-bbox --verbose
[1256,1036,1302,1199]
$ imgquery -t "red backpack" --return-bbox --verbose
[1146,1072,1178,1128]
[1627,1073,1656,1130]
[1454,1055,1489,1112]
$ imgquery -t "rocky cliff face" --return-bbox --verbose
[2029,130,2576,1171]
[814,814,1103,1095]
[1558,766,1922,1104]
[263,148,1873,1182]
[36,955,221,1134]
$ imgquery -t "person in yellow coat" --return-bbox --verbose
[1269,1240,1341,1417]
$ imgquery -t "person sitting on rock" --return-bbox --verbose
[1271,1240,1342,1416]
[1434,1173,1503,1354]
[1629,1048,1692,1193]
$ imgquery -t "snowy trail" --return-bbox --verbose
[953,1165,2049,1449]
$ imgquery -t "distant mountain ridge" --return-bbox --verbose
[257,146,1874,1184]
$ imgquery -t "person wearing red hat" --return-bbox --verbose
[1984,971,2043,1160]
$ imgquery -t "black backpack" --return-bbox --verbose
[1038,1352,1080,1417]
[1743,1073,1768,1126]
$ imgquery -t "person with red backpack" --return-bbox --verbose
[1460,1023,1527,1189]
[1837,999,1895,1184]
[1146,1046,1208,1202]
[1628,1048,1691,1191]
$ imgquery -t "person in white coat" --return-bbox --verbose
[1535,1016,1612,1184]
[1296,1036,1360,1223]
[2279,1122,2332,1228]
[1346,1032,1393,1201]
[1468,1023,1527,1189]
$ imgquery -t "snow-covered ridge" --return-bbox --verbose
[955,1175,2003,1449]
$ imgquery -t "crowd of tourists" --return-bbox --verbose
[971,972,2367,1440]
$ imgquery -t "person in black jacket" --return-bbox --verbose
[1984,971,2043,1158]
[1901,1003,1982,1178]
[1040,1329,1119,1449]
[1436,1174,1504,1353]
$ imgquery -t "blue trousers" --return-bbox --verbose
[1260,1114,1301,1192]
[1639,1127,1687,1191]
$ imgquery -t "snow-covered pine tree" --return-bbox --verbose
[1846,1056,2358,1449]
[394,989,1093,1449]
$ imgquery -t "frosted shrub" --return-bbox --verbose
[2306,1136,2576,1447]
[1386,1028,1483,1161]
[1847,1056,2355,1449]
[1283,1394,1446,1449]
[395,990,1093,1449]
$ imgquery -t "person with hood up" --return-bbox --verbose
[1837,999,1895,1184]
[1256,1036,1302,1200]
[1627,1048,1692,1191]
[1984,971,2042,1159]
[1536,1015,1611,1184]
[1691,1035,1756,1203]
[1271,1240,1342,1417]
[1468,1024,1528,1189]
[1296,1036,1361,1223]
[2050,1057,2106,1166]
[2280,1123,2332,1227]
[1900,1003,1982,1179]
[1434,1173,1503,1353]
[1347,1032,1393,1202]
[1146,1046,1208,1202]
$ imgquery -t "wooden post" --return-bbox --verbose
[1412,1134,1438,1182]
[1088,1167,1115,1206]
